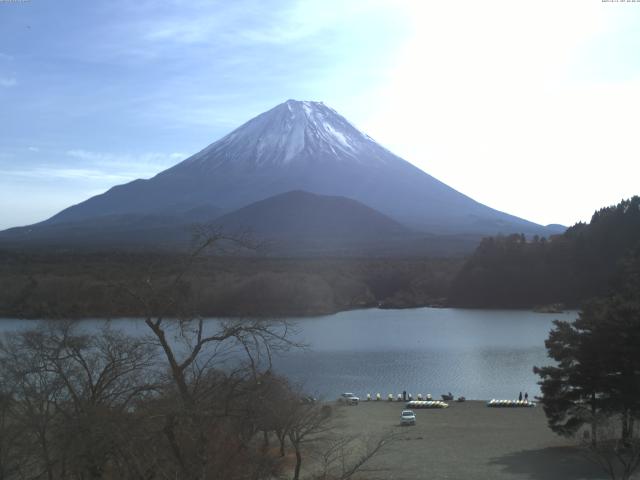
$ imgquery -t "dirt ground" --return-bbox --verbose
[325,401,605,480]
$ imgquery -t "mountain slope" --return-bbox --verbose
[0,189,487,256]
[211,190,419,255]
[40,100,556,237]
[0,212,207,250]
[0,191,417,253]
[214,190,410,239]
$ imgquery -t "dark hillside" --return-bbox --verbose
[213,190,410,240]
[449,196,640,308]
[0,251,462,318]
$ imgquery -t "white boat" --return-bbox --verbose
[405,400,449,409]
[486,399,535,408]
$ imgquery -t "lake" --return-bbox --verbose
[0,307,576,401]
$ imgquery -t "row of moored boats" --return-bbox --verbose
[487,399,536,408]
[365,393,447,402]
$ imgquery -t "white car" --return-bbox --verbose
[340,392,360,405]
[400,409,416,425]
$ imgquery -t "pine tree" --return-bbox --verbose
[534,309,605,445]
[535,249,640,446]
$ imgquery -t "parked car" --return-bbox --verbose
[339,392,360,405]
[400,409,416,425]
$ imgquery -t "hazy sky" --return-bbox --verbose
[1,0,639,229]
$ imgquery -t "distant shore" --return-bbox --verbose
[0,252,461,319]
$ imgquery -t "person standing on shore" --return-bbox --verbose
[518,392,523,401]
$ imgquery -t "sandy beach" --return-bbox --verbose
[326,400,603,480]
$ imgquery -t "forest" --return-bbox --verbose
[2,197,639,318]
[0,251,461,319]
[534,238,640,480]
[0,315,394,480]
[449,197,640,308]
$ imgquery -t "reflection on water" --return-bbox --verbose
[272,307,577,400]
[0,307,576,400]
[274,347,546,401]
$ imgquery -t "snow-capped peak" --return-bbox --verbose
[179,99,393,172]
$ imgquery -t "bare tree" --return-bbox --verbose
[287,403,334,480]
[256,373,298,457]
[0,325,69,480]
[0,228,399,480]
[312,430,399,480]
[581,415,640,480]
[114,229,299,480]
[0,390,26,480]
[0,321,159,480]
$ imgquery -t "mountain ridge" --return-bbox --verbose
[2,99,564,252]
[212,189,410,239]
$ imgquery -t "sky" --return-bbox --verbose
[1,0,639,230]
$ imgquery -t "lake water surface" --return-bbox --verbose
[0,308,577,401]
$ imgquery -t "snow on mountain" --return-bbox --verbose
[177,100,386,170]
[36,99,556,237]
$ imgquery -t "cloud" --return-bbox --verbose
[134,1,358,46]
[95,0,403,64]
[64,149,186,177]
[2,0,637,230]
[66,149,185,165]
[27,146,39,152]
[0,150,186,183]
[1,167,134,182]
[0,76,16,87]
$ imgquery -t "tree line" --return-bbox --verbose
[449,196,640,308]
[535,246,640,479]
[0,251,461,319]
[0,321,381,480]
[0,233,396,480]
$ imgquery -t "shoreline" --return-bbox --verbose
[0,304,578,321]
[327,400,601,480]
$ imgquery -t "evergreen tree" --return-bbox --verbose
[535,249,640,446]
[451,196,640,308]
[533,309,605,445]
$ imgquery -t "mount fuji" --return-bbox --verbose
[0,100,562,253]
